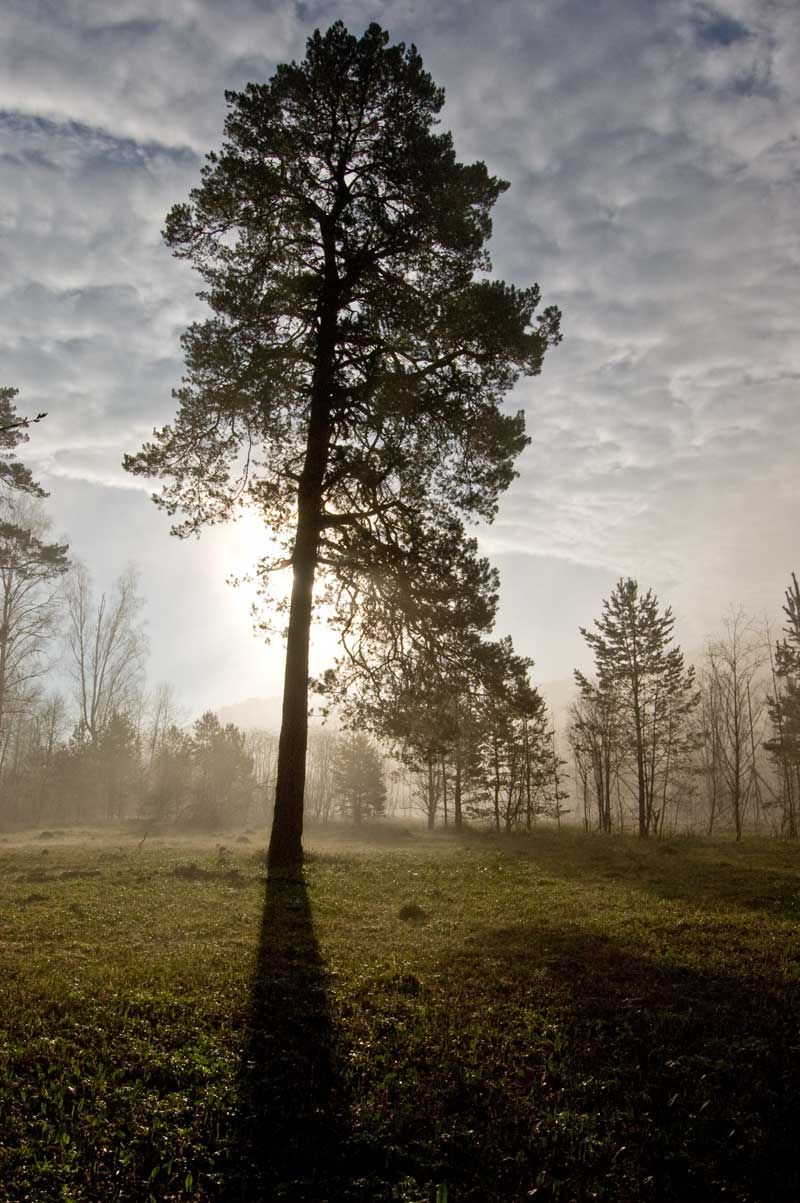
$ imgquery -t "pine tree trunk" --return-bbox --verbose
[268,507,324,870]
[634,705,648,837]
[492,733,501,832]
[427,752,436,830]
[267,237,337,873]
[523,719,532,831]
[0,587,12,746]
[268,509,320,870]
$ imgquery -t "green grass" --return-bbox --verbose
[1,825,799,1201]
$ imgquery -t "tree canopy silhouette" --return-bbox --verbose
[1,387,47,498]
[576,578,698,838]
[124,22,561,869]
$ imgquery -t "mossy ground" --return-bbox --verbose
[1,825,798,1201]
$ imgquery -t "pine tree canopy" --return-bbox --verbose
[1,387,47,499]
[123,20,560,638]
[576,578,690,705]
[123,21,561,867]
[575,577,699,837]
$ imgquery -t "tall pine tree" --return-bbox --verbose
[124,23,561,870]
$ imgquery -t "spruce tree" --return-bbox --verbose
[332,732,386,825]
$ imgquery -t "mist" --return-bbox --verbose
[2,6,800,1202]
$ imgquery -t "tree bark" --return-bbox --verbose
[492,733,501,832]
[453,734,463,832]
[426,752,437,830]
[523,719,532,831]
[267,227,338,873]
[634,699,648,837]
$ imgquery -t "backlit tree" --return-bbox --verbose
[124,23,561,869]
[576,578,698,838]
[332,731,386,825]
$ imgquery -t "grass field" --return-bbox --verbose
[1,824,799,1202]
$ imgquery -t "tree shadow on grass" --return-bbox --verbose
[492,831,800,922]
[435,921,800,1202]
[642,857,800,919]
[221,874,353,1202]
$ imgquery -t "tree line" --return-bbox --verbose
[569,578,800,840]
[2,381,799,838]
[0,389,395,831]
[6,25,797,854]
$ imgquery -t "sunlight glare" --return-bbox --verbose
[219,506,344,682]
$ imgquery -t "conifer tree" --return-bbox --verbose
[0,387,47,498]
[576,578,698,837]
[766,572,800,837]
[124,22,560,869]
[332,732,386,825]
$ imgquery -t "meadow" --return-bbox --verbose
[1,824,798,1202]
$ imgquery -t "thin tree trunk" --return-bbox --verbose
[551,729,561,831]
[580,758,589,832]
[0,587,12,743]
[454,737,463,832]
[523,720,531,830]
[492,733,501,832]
[746,681,764,832]
[632,688,648,837]
[766,632,796,838]
[601,741,608,827]
[617,775,625,833]
[707,706,719,836]
[658,713,672,838]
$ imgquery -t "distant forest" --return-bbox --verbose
[1,384,799,839]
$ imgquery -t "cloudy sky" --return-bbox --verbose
[1,0,798,716]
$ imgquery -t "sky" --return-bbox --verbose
[1,0,798,717]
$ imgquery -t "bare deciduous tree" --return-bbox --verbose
[569,687,623,833]
[0,497,69,744]
[65,564,147,747]
[701,609,768,839]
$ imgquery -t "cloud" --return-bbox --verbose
[1,0,799,709]
[0,2,301,150]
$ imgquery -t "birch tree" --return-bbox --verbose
[701,609,768,839]
[65,565,147,747]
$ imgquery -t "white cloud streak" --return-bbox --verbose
[1,0,798,704]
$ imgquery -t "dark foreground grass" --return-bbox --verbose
[1,826,799,1201]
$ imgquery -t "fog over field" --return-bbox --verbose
[2,0,798,713]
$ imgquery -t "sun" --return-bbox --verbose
[218,506,344,680]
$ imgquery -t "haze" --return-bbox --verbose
[2,0,797,714]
